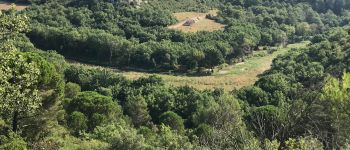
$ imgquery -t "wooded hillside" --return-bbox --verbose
[1,0,350,149]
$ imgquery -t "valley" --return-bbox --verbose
[1,0,350,149]
[71,42,309,91]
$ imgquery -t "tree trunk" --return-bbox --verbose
[12,111,18,132]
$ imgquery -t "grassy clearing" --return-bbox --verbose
[0,1,28,11]
[216,41,309,76]
[168,10,225,33]
[173,12,206,22]
[69,42,308,91]
[121,42,309,91]
[173,10,218,22]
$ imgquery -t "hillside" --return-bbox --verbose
[1,0,350,149]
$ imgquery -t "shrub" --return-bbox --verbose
[68,111,88,135]
[159,111,185,133]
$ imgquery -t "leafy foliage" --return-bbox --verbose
[3,0,350,149]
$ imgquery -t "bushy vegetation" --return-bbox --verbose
[2,0,350,149]
[21,0,350,73]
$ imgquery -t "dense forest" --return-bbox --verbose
[19,0,350,72]
[1,0,350,149]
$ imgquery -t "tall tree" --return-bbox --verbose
[321,72,350,147]
[125,95,151,127]
[0,51,41,132]
[0,10,28,50]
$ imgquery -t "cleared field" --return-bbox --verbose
[121,42,309,91]
[173,12,207,22]
[0,1,27,11]
[168,10,225,33]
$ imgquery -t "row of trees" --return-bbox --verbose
[28,26,244,71]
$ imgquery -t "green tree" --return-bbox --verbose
[0,51,41,132]
[192,94,251,149]
[284,136,323,150]
[200,47,225,69]
[246,105,285,141]
[64,91,122,131]
[125,95,151,127]
[0,10,28,52]
[296,22,312,36]
[194,123,213,140]
[159,111,185,133]
[156,125,194,149]
[65,82,81,99]
[321,72,350,147]
[0,132,27,150]
[68,111,88,135]
[0,11,28,40]
[92,122,148,150]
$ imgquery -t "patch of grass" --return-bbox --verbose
[121,42,309,91]
[217,42,309,76]
[173,12,207,22]
[69,42,309,91]
[178,18,225,33]
[0,1,28,11]
[168,10,225,33]
[173,10,218,21]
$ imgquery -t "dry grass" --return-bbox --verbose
[123,71,254,91]
[0,1,28,11]
[120,42,309,91]
[168,10,225,33]
[69,42,308,91]
[173,12,207,22]
[175,18,225,33]
[173,10,219,21]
